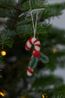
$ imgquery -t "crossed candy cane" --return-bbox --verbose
[25,37,49,76]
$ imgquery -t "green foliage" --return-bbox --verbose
[51,85,65,98]
[0,0,16,6]
[32,76,63,89]
[40,2,65,20]
[0,0,65,98]
[0,29,15,47]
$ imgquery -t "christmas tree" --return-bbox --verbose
[0,0,65,98]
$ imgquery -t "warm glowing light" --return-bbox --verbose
[0,91,5,96]
[42,95,45,98]
[1,50,6,56]
[42,94,48,98]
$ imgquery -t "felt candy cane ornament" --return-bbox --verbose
[25,37,49,76]
[25,0,49,76]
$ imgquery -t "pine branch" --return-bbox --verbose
[40,2,65,21]
[0,4,21,11]
[20,0,28,4]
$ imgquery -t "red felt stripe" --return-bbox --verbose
[33,39,38,44]
[28,37,32,44]
[25,44,31,50]
[34,44,40,47]
[27,67,33,73]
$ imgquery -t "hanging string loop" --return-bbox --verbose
[29,0,38,38]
